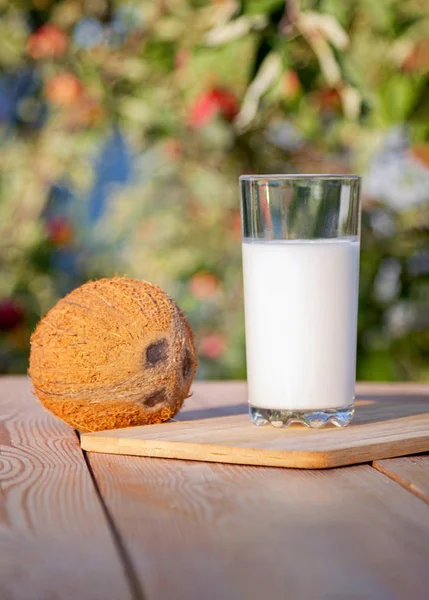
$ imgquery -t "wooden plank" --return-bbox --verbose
[365,383,429,504]
[0,377,133,600]
[81,382,429,469]
[373,455,429,504]
[87,382,429,600]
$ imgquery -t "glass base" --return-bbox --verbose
[249,404,355,429]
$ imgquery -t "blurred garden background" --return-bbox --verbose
[0,0,428,380]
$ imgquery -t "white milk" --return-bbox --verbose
[242,238,360,410]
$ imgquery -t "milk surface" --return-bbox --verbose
[242,238,360,410]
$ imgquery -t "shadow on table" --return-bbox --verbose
[352,392,429,426]
[177,403,248,421]
[177,391,429,427]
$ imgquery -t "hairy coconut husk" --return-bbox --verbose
[29,277,197,432]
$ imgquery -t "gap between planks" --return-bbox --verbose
[371,458,429,505]
[0,376,133,600]
[75,430,147,600]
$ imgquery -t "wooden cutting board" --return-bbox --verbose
[80,384,429,469]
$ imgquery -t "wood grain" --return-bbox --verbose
[88,447,429,600]
[0,377,133,600]
[373,455,429,503]
[86,382,429,600]
[81,382,429,468]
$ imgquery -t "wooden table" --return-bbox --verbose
[2,378,429,600]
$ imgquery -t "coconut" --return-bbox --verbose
[29,277,197,432]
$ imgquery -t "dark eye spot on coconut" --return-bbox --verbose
[144,389,167,408]
[146,339,168,366]
[182,349,193,380]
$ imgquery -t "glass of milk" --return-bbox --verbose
[240,175,361,428]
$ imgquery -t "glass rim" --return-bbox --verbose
[240,174,361,182]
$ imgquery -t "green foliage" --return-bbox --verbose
[242,0,285,16]
[0,0,428,380]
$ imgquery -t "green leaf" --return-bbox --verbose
[242,0,285,16]
[357,350,398,381]
[378,74,420,124]
[319,0,353,26]
[142,40,176,73]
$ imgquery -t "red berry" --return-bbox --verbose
[199,333,226,359]
[0,300,24,332]
[27,24,68,60]
[45,73,83,107]
[210,88,239,121]
[189,272,220,300]
[282,70,301,99]
[46,216,73,246]
[189,87,239,128]
[189,92,218,128]
[313,87,342,111]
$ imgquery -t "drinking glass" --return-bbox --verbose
[240,175,361,428]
